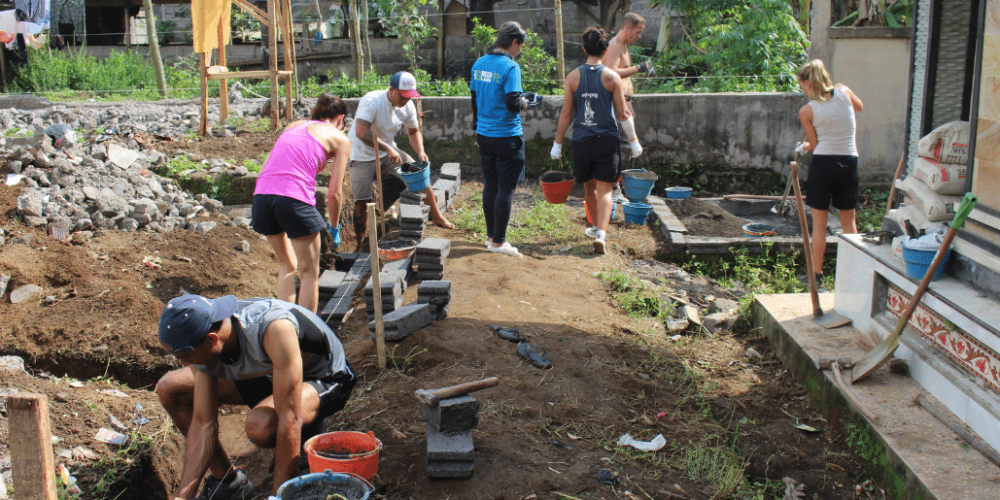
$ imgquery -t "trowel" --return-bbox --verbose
[790,162,852,329]
[852,193,977,383]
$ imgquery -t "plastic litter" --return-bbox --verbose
[597,469,619,485]
[901,232,943,251]
[5,174,25,186]
[616,433,667,452]
[94,428,128,445]
[58,464,81,494]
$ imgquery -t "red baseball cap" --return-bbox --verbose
[390,71,421,99]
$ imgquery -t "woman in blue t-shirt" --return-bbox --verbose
[470,21,534,258]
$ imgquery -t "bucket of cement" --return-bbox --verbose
[276,470,373,500]
[621,170,657,202]
[399,162,431,192]
[540,171,576,204]
[742,223,777,238]
[304,431,382,481]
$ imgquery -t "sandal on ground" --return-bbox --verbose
[488,241,523,258]
[491,324,527,342]
[517,342,552,369]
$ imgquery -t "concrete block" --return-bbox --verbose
[418,294,451,307]
[416,238,451,257]
[427,460,474,479]
[440,163,462,181]
[417,262,445,271]
[318,270,347,294]
[400,222,428,230]
[420,394,479,433]
[418,280,451,296]
[415,254,445,265]
[418,271,445,281]
[344,254,371,282]
[400,204,429,222]
[426,425,474,461]
[364,275,402,296]
[368,303,434,340]
[400,230,424,239]
[401,190,427,201]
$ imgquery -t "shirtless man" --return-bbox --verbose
[602,12,654,197]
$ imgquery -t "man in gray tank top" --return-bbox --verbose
[155,294,356,500]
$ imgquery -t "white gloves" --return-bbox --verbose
[620,116,643,158]
[636,61,655,77]
[795,142,808,156]
[550,142,562,160]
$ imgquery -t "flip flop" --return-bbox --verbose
[491,325,527,342]
[517,343,552,369]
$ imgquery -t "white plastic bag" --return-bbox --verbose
[912,157,967,195]
[902,232,944,251]
[617,433,667,452]
[918,121,970,164]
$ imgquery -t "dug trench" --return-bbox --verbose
[0,177,881,498]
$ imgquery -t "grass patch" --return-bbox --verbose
[596,269,674,320]
[451,189,581,248]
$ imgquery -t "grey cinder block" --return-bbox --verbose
[420,394,479,433]
[427,460,474,479]
[426,424,474,461]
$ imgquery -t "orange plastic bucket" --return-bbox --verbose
[303,431,383,481]
[584,200,617,225]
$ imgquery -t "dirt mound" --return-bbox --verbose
[669,197,750,238]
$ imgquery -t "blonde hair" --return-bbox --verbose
[622,12,645,28]
[796,59,835,102]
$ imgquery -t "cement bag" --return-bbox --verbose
[887,202,929,231]
[918,121,970,164]
[896,177,963,222]
[912,157,967,195]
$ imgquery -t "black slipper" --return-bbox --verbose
[491,325,527,342]
[517,343,552,369]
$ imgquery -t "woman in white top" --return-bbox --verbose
[796,59,864,284]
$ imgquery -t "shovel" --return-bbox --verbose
[852,193,977,383]
[790,161,852,328]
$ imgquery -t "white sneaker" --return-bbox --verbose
[487,241,523,258]
[593,234,606,254]
[585,226,600,239]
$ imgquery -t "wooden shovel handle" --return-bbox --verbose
[432,377,500,400]
[791,162,823,318]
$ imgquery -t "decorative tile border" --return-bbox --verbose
[886,285,1000,394]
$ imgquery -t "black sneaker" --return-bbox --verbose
[194,469,253,500]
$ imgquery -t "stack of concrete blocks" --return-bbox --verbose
[399,190,427,207]
[399,203,429,241]
[381,257,413,290]
[415,238,450,281]
[365,272,404,324]
[417,280,451,321]
[319,254,369,328]
[317,269,346,304]
[433,163,462,212]
[422,394,479,479]
[368,302,435,341]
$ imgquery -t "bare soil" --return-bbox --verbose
[0,138,877,499]
[668,197,751,238]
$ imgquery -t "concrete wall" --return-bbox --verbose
[810,1,914,182]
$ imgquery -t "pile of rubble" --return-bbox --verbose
[629,259,750,334]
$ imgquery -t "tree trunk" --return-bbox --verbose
[143,0,167,97]
[655,13,670,53]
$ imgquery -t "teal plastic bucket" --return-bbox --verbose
[902,246,952,281]
[399,162,431,192]
[276,470,373,500]
[622,202,652,224]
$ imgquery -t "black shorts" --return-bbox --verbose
[806,155,859,211]
[572,135,621,184]
[252,194,327,239]
[234,363,357,421]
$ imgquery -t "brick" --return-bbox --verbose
[426,425,474,461]
[344,254,371,282]
[440,163,461,181]
[415,253,445,264]
[400,204,429,222]
[416,238,451,256]
[417,262,444,271]
[418,271,444,280]
[368,303,433,340]
[420,394,479,433]
[365,274,402,296]
[418,294,451,307]
[318,270,347,294]
[400,230,424,239]
[427,460,474,479]
[418,280,451,296]
[400,222,427,231]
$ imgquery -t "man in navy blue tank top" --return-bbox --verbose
[551,27,640,254]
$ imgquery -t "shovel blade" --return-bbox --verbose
[852,336,900,383]
[812,310,852,329]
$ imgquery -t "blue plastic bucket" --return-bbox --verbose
[622,202,652,224]
[902,245,952,281]
[399,163,431,192]
[621,176,656,202]
[665,187,692,199]
[742,223,777,238]
[276,470,373,500]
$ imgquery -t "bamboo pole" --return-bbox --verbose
[9,394,57,500]
[554,0,565,84]
[281,0,294,119]
[143,0,167,97]
[367,203,386,370]
[267,0,280,128]
[350,0,363,81]
[437,0,444,77]
[217,20,229,123]
[371,124,386,236]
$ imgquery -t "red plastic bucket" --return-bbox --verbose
[540,171,575,204]
[303,431,383,481]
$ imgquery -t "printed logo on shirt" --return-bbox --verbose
[474,70,500,83]
[582,100,597,127]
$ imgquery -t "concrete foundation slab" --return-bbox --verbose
[754,293,1000,500]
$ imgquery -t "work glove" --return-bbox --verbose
[327,224,341,249]
[550,142,562,160]
[522,92,543,108]
[795,142,808,156]
[630,140,643,158]
[636,60,655,77]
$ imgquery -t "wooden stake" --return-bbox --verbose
[9,394,57,500]
[0,46,8,94]
[267,0,280,128]
[367,203,386,370]
[554,0,566,84]
[350,0,363,81]
[217,20,229,123]
[199,52,208,135]
[371,124,386,237]
[281,0,294,120]
[436,0,444,78]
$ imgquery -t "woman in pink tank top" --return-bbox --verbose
[252,93,351,313]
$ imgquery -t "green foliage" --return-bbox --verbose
[470,17,496,57]
[376,0,437,72]
[832,0,914,27]
[596,269,676,321]
[161,155,202,178]
[155,19,175,45]
[231,7,262,41]
[89,430,154,499]
[452,189,580,248]
[856,187,889,233]
[470,17,557,95]
[242,158,263,173]
[643,0,808,93]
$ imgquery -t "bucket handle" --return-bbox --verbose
[323,470,375,491]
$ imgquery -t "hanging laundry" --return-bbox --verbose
[20,0,49,35]
[50,0,84,39]
[0,10,17,47]
[14,0,45,25]
[192,0,231,54]
[25,32,45,49]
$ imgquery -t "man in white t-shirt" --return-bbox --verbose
[348,71,454,252]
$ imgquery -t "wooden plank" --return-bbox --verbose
[206,70,293,80]
[267,0,280,129]
[367,204,386,370]
[217,20,229,123]
[283,0,298,108]
[199,52,208,135]
[371,124,386,236]
[231,0,268,24]
[9,394,57,500]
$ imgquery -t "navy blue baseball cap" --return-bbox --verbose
[158,295,238,353]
